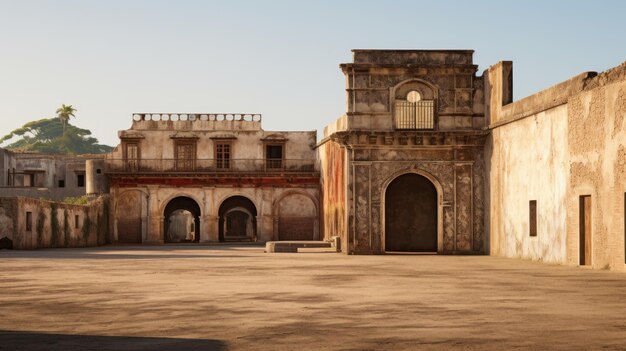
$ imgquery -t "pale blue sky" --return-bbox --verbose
[1,0,625,147]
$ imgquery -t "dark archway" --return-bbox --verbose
[164,196,201,243]
[218,196,257,242]
[385,173,438,252]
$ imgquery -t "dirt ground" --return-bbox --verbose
[1,245,626,350]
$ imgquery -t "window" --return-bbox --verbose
[529,200,537,237]
[23,173,35,187]
[58,180,65,188]
[265,144,284,169]
[77,174,85,187]
[395,90,435,130]
[216,142,231,169]
[75,215,79,229]
[96,168,101,174]
[124,142,139,171]
[26,212,32,231]
[175,142,196,171]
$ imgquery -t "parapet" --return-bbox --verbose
[348,49,475,66]
[128,113,263,131]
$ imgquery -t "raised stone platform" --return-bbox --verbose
[265,240,334,253]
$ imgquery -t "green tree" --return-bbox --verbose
[56,104,76,133]
[0,118,113,154]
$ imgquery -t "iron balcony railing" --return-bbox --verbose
[104,158,317,173]
[394,100,435,130]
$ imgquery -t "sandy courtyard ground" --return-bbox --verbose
[1,245,626,350]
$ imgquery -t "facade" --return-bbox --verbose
[319,50,487,255]
[0,148,107,201]
[485,61,626,270]
[2,48,626,272]
[105,113,319,244]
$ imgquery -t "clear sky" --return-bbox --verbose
[1,0,625,147]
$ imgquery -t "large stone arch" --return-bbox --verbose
[163,196,201,243]
[273,190,319,241]
[381,169,444,253]
[218,196,257,242]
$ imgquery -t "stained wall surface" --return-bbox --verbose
[486,61,626,270]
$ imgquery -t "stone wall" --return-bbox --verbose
[319,139,348,243]
[0,196,110,249]
[110,185,319,244]
[486,61,626,270]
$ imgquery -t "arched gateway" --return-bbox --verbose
[219,196,257,242]
[163,197,201,243]
[385,173,438,252]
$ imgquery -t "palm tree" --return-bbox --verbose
[56,104,77,133]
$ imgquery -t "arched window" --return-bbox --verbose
[394,82,436,130]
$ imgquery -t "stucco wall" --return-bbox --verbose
[111,185,319,244]
[486,61,626,270]
[319,139,347,243]
[0,196,110,249]
[487,104,569,263]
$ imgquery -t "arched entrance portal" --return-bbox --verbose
[385,173,438,252]
[219,196,257,242]
[164,197,201,243]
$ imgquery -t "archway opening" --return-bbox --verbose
[385,173,438,252]
[164,196,201,243]
[219,196,257,242]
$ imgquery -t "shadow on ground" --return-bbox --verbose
[0,244,268,260]
[0,330,228,351]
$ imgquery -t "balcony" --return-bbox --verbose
[104,159,317,175]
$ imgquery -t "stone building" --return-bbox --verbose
[319,50,487,255]
[0,148,107,201]
[105,114,319,244]
[485,61,626,270]
[2,48,626,273]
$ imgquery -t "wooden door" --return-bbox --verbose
[579,195,592,266]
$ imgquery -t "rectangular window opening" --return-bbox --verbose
[58,180,65,188]
[175,142,196,171]
[26,211,32,231]
[216,143,231,169]
[529,200,537,237]
[124,143,139,171]
[96,168,101,174]
[266,144,283,169]
[394,99,435,130]
[75,215,79,229]
[77,174,85,187]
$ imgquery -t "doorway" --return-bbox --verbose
[385,173,438,252]
[218,196,257,242]
[164,197,201,243]
[579,195,592,266]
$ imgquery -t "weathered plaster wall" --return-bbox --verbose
[487,104,569,263]
[110,119,317,171]
[110,185,319,244]
[0,196,110,249]
[565,76,626,270]
[486,61,626,270]
[340,49,485,133]
[319,139,347,244]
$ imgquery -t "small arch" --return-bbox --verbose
[273,190,319,241]
[392,79,437,130]
[163,196,201,243]
[381,170,444,253]
[218,196,257,242]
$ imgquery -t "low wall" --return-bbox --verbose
[0,196,110,249]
